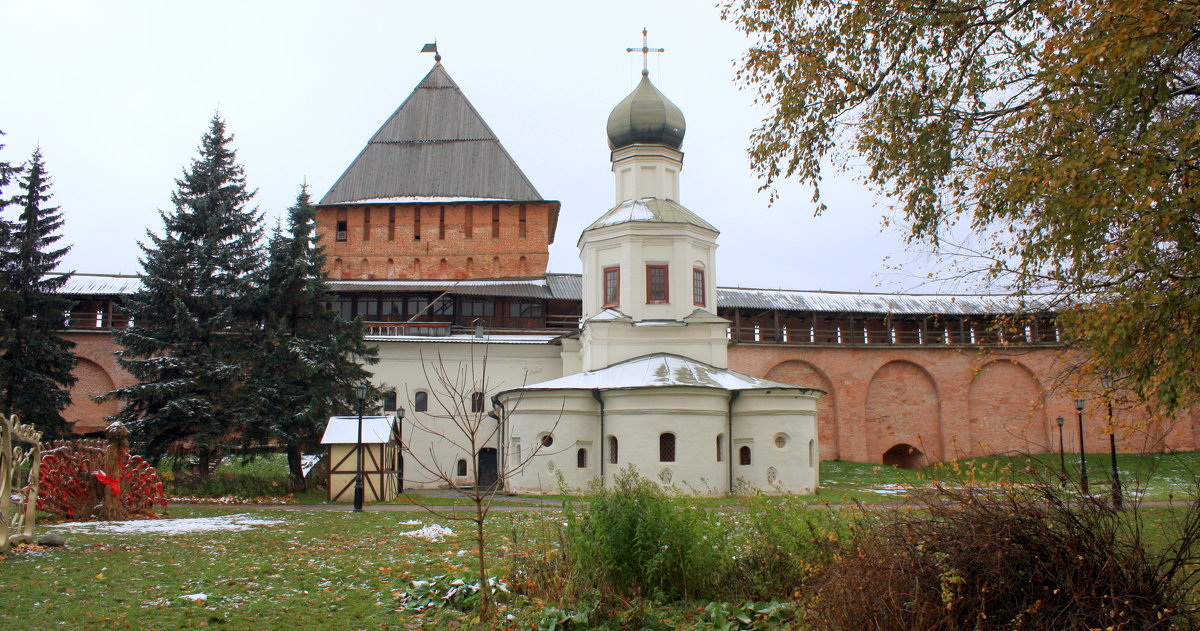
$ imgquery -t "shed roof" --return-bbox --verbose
[320,64,542,205]
[320,415,398,444]
[499,352,821,396]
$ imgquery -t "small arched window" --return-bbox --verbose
[659,433,676,462]
[471,392,485,413]
[382,392,397,411]
[809,439,816,466]
[577,448,588,469]
[716,434,724,462]
[608,435,618,464]
[739,445,752,466]
[456,459,467,477]
[414,391,428,412]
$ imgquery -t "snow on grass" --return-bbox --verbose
[47,513,285,535]
[400,524,453,542]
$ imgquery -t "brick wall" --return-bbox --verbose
[59,332,132,433]
[732,343,1199,464]
[316,201,559,279]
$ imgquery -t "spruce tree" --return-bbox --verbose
[247,185,378,491]
[0,147,77,437]
[108,115,263,473]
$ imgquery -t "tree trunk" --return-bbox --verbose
[197,449,211,481]
[287,443,307,493]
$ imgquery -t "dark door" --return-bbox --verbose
[477,448,498,489]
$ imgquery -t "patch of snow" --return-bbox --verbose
[48,514,284,535]
[301,455,320,476]
[399,524,453,542]
[398,520,422,525]
[179,593,207,603]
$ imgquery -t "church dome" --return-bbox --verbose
[606,74,686,150]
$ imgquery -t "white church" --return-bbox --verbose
[330,56,824,496]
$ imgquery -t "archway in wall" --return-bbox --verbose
[764,360,839,460]
[882,443,926,469]
[64,358,118,433]
[966,360,1047,457]
[865,360,943,463]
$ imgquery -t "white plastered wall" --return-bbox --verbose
[501,389,599,494]
[731,390,821,493]
[368,338,565,490]
[611,144,684,203]
[579,223,718,324]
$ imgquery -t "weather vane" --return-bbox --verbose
[421,41,441,64]
[626,28,664,76]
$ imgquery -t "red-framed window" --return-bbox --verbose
[646,264,669,304]
[603,266,620,307]
[692,267,705,307]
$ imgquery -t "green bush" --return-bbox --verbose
[733,494,853,600]
[161,454,293,498]
[563,468,732,602]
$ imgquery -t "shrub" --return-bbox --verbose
[162,454,293,498]
[732,494,853,600]
[805,477,1200,630]
[563,468,732,602]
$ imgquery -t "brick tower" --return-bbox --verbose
[316,60,559,280]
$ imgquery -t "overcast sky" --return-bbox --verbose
[0,0,946,293]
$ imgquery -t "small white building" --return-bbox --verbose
[320,415,402,503]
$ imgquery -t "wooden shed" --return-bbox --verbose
[320,415,402,503]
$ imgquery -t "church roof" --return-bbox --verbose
[320,64,543,205]
[606,74,686,151]
[585,197,718,232]
[499,353,821,395]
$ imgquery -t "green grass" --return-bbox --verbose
[813,451,1200,504]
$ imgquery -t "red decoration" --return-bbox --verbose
[94,470,121,495]
[36,440,167,520]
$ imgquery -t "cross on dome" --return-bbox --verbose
[625,28,664,76]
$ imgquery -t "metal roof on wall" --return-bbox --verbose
[715,286,1055,315]
[327,278,552,299]
[56,274,143,296]
[55,273,1053,316]
[319,64,542,205]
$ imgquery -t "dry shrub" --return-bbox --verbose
[806,478,1200,630]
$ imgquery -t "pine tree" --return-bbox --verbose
[247,185,378,491]
[108,115,263,473]
[0,147,77,437]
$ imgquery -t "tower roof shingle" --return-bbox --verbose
[320,64,543,205]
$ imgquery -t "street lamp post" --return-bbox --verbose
[1075,398,1088,495]
[353,382,369,513]
[1056,416,1066,481]
[1102,375,1123,510]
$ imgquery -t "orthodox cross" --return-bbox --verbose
[626,28,664,76]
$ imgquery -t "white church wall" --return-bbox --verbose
[611,144,683,203]
[502,389,599,494]
[579,224,718,323]
[368,339,564,490]
[731,391,821,494]
[602,388,732,495]
[581,319,729,371]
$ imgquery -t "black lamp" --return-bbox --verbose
[353,382,369,512]
[1074,398,1088,495]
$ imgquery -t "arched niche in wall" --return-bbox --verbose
[764,359,839,460]
[966,359,1047,457]
[64,357,118,433]
[865,360,943,464]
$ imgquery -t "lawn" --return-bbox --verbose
[0,506,573,630]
